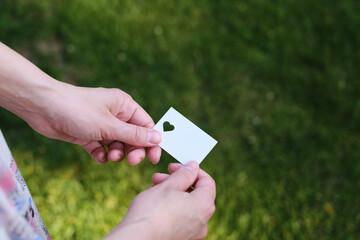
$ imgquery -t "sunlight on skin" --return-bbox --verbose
[0,42,162,165]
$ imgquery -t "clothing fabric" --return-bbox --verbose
[0,130,50,240]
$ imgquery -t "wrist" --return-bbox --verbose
[105,218,159,240]
[0,76,62,120]
[0,42,67,121]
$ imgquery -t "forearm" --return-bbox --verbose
[0,42,63,120]
[0,42,162,163]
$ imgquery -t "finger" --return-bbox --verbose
[114,94,155,128]
[168,163,182,174]
[125,102,155,128]
[147,146,161,164]
[52,132,108,164]
[107,117,162,147]
[152,173,169,185]
[82,140,108,164]
[162,161,199,191]
[107,141,125,162]
[125,144,146,165]
[191,169,216,200]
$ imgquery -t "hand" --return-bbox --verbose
[24,83,162,165]
[0,43,161,165]
[105,161,216,240]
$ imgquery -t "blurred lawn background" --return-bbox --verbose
[1,0,360,239]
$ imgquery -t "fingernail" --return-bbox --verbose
[148,130,162,144]
[98,153,106,163]
[183,161,197,171]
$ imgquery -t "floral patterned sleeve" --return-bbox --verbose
[0,130,51,240]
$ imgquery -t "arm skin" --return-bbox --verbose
[0,42,161,164]
[0,42,216,239]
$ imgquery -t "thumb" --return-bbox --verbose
[108,118,162,146]
[162,161,199,191]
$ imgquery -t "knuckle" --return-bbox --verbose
[114,89,133,110]
[109,88,124,96]
[120,90,131,99]
[101,126,114,140]
[209,204,216,218]
[134,127,146,144]
[198,227,208,239]
[121,92,133,106]
[177,168,193,180]
[207,177,216,192]
[199,198,216,219]
[210,177,216,188]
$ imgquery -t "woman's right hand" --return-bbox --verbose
[105,161,216,240]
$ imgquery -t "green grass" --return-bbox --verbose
[1,0,360,239]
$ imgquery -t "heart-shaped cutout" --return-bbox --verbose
[163,121,175,132]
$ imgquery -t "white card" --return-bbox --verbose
[153,107,217,164]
